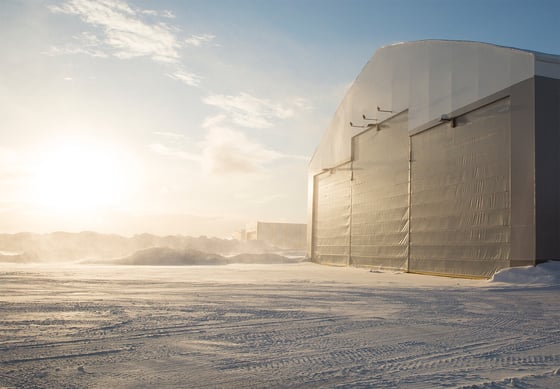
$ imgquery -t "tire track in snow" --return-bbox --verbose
[0,347,133,365]
[2,268,560,388]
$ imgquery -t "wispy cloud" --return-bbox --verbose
[167,69,201,87]
[149,143,199,162]
[150,117,305,176]
[202,114,228,129]
[202,93,311,129]
[198,116,308,175]
[48,0,211,89]
[184,33,215,47]
[152,131,187,140]
[45,31,109,58]
[199,125,283,175]
[141,9,175,19]
[49,0,182,63]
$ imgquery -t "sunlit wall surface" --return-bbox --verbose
[312,165,352,265]
[350,112,409,269]
[309,40,560,278]
[409,98,511,277]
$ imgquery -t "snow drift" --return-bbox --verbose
[107,247,228,266]
[490,260,560,285]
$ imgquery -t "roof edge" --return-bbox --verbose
[377,39,560,61]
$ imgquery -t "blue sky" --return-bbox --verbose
[1,0,559,237]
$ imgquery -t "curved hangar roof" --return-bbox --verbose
[310,40,560,175]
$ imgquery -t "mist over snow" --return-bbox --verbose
[85,246,307,266]
[0,231,303,264]
[0,250,38,264]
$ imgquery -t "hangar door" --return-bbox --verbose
[312,164,352,266]
[409,98,511,277]
[350,112,410,269]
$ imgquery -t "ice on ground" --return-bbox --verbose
[0,262,558,388]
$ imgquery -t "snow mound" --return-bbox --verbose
[107,247,227,266]
[228,253,308,264]
[490,261,560,285]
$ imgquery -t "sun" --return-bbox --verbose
[32,139,127,213]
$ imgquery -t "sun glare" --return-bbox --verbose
[33,140,127,213]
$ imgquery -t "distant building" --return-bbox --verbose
[243,222,307,250]
[308,40,560,278]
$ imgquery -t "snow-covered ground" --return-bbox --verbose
[1,262,559,388]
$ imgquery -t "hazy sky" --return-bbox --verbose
[1,0,559,237]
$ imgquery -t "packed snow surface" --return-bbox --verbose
[1,262,559,388]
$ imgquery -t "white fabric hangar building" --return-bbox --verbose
[307,40,560,278]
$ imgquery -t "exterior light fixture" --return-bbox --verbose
[440,114,456,127]
[377,106,393,113]
[350,121,378,129]
[349,121,367,128]
[362,114,378,121]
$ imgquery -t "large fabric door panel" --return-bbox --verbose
[350,112,410,269]
[312,165,352,266]
[410,98,511,277]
